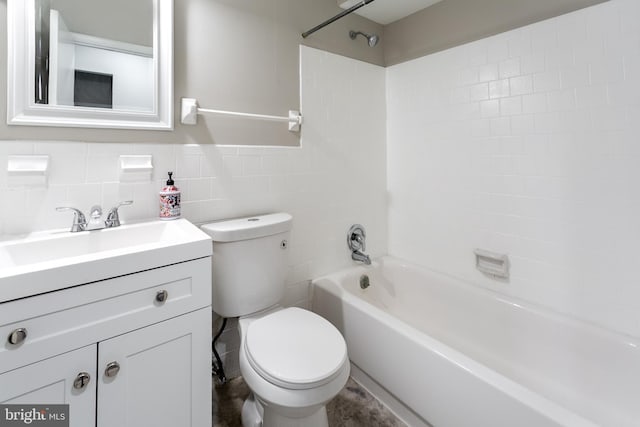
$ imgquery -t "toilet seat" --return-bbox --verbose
[244,307,348,390]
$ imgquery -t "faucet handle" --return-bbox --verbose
[353,233,366,251]
[56,207,87,232]
[347,224,367,252]
[105,200,133,228]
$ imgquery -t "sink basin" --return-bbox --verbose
[1,220,198,266]
[0,219,212,303]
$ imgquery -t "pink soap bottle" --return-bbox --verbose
[159,172,181,220]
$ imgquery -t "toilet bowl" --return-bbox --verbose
[239,307,350,427]
[200,213,350,427]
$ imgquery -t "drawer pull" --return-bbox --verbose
[105,361,121,378]
[155,290,168,303]
[7,328,27,345]
[73,372,91,390]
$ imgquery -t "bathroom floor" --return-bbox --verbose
[213,376,407,427]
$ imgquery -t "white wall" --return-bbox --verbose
[0,44,386,282]
[0,46,387,375]
[53,42,75,106]
[387,0,640,338]
[74,45,154,111]
[0,0,384,146]
[49,10,75,106]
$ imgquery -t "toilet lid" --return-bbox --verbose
[245,307,348,390]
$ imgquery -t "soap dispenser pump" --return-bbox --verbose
[159,172,181,220]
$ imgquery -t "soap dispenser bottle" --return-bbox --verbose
[159,172,181,220]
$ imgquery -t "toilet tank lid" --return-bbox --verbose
[201,212,292,242]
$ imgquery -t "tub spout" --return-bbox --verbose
[352,249,371,265]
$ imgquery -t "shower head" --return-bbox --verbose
[349,30,379,47]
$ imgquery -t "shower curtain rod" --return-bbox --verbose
[302,0,376,39]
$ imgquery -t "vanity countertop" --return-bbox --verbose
[0,218,212,303]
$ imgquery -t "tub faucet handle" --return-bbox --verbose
[348,224,366,252]
[348,224,371,265]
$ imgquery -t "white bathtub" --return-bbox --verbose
[312,256,640,427]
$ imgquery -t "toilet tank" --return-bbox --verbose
[200,213,292,317]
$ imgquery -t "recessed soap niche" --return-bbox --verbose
[119,155,153,182]
[7,155,50,187]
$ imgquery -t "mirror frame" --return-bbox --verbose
[7,0,173,130]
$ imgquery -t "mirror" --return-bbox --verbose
[7,0,173,130]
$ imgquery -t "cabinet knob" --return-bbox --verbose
[155,290,168,303]
[7,328,27,345]
[105,361,121,378]
[73,372,91,390]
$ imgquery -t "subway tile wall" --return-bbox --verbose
[0,46,387,368]
[387,0,640,338]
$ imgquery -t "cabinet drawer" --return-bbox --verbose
[0,257,211,374]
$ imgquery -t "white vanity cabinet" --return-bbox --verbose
[0,256,212,427]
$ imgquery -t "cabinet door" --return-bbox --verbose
[97,308,211,427]
[0,345,97,427]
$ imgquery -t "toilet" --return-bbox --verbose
[201,213,350,427]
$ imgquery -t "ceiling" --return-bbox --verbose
[338,0,444,25]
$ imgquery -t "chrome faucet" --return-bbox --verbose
[104,200,133,228]
[55,207,88,232]
[351,249,371,265]
[347,224,371,265]
[56,200,133,232]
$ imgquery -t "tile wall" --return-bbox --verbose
[387,0,640,338]
[0,46,387,376]
[6,0,635,377]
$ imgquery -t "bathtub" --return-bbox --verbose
[312,256,640,427]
